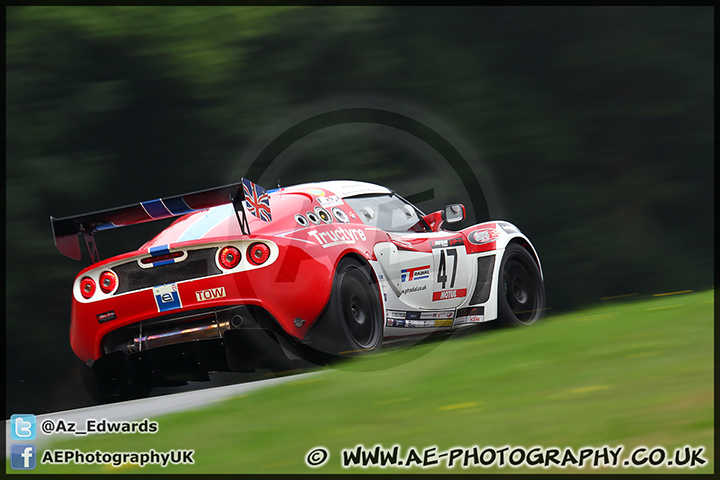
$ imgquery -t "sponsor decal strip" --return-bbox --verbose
[401,265,431,282]
[457,306,484,316]
[432,237,465,249]
[386,318,454,328]
[455,306,486,325]
[386,310,455,327]
[432,288,468,301]
[317,195,343,207]
[195,287,226,302]
[153,284,182,312]
[308,227,367,248]
[401,285,427,295]
[96,311,117,323]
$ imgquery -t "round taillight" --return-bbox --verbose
[99,271,117,294]
[80,277,96,299]
[219,246,241,269]
[247,242,271,266]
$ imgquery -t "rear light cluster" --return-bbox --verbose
[217,243,271,269]
[219,246,241,269]
[99,271,117,293]
[79,270,117,300]
[80,277,96,299]
[247,242,271,265]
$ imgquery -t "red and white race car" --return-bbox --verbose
[52,179,545,399]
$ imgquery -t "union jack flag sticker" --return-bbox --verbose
[242,178,272,222]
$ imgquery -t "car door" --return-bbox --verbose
[376,232,470,311]
[428,235,470,308]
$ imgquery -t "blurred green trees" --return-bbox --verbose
[6,7,713,415]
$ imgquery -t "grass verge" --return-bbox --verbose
[10,290,714,473]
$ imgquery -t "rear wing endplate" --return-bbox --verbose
[51,181,250,262]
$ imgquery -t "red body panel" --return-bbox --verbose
[67,181,541,366]
[69,187,385,362]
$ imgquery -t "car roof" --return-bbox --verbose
[282,180,392,199]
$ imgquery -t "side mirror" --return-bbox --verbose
[443,204,465,224]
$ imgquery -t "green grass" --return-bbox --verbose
[13,290,714,474]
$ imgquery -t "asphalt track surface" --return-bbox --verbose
[5,372,319,457]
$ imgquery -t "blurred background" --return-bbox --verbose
[6,6,713,417]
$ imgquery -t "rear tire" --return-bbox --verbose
[497,243,545,326]
[309,258,383,358]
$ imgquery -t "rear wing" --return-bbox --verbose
[51,181,251,263]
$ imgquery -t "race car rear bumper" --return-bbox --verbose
[87,304,314,393]
[101,305,253,355]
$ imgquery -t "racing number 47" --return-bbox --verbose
[437,248,458,289]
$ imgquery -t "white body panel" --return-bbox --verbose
[368,220,541,338]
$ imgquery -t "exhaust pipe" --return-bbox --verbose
[127,318,232,353]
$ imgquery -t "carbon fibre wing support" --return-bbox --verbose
[51,181,249,262]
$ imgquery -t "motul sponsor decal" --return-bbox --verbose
[195,287,226,302]
[432,288,468,301]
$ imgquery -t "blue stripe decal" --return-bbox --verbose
[177,204,235,243]
[142,199,172,220]
[152,259,176,267]
[164,197,196,215]
[149,245,171,257]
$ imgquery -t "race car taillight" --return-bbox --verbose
[80,277,96,299]
[247,242,271,265]
[99,270,117,294]
[219,246,241,269]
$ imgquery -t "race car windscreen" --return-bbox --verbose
[344,194,428,233]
